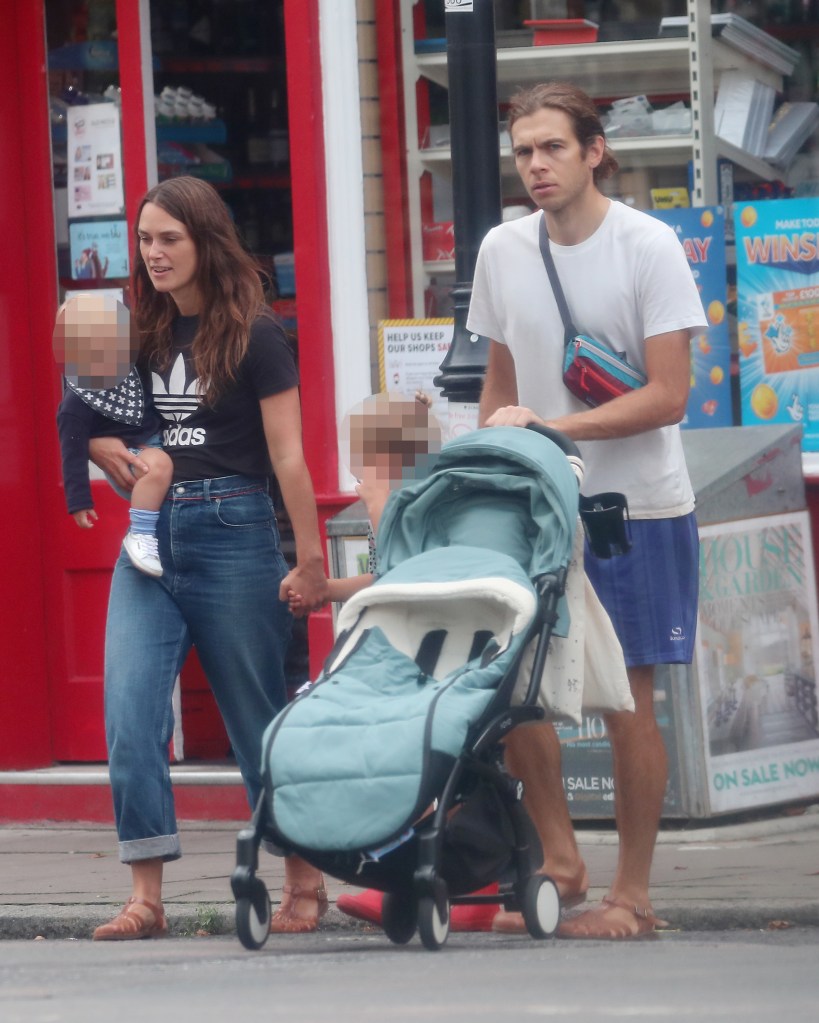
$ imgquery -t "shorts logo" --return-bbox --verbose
[670,626,685,641]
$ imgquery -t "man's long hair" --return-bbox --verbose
[507,81,619,184]
[132,175,266,405]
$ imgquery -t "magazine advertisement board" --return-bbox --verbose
[695,510,819,812]
[650,206,732,429]
[735,197,819,451]
[556,666,687,818]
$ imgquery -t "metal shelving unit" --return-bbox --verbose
[399,0,785,314]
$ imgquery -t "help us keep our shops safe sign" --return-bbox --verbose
[736,198,819,451]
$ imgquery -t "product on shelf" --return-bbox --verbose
[155,85,218,122]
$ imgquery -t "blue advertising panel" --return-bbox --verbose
[735,197,819,451]
[650,206,732,429]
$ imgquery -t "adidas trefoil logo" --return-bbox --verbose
[152,353,201,423]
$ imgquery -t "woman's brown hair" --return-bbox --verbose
[507,81,619,183]
[132,175,267,405]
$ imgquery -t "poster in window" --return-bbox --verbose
[735,198,819,451]
[378,319,456,437]
[67,103,125,217]
[68,220,129,281]
[650,206,732,428]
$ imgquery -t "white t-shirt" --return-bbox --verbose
[467,201,707,518]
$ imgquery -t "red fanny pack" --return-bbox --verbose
[539,216,646,409]
[562,333,647,409]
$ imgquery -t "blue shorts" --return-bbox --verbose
[584,512,699,667]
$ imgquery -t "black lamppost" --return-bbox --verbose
[433,0,502,405]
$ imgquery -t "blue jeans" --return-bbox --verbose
[104,475,292,863]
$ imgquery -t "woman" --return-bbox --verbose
[89,176,329,939]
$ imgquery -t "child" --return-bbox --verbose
[53,293,173,578]
[292,390,504,930]
[289,390,441,611]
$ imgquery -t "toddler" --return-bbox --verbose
[53,293,172,577]
[289,390,441,610]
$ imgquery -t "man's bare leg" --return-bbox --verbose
[492,720,588,931]
[559,664,669,938]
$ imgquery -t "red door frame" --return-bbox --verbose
[0,2,60,768]
[0,0,345,773]
[283,0,347,675]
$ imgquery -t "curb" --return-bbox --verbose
[2,901,818,941]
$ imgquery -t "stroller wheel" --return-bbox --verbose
[235,878,272,950]
[418,895,450,951]
[521,875,560,939]
[382,892,417,945]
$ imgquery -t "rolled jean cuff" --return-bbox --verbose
[118,833,181,864]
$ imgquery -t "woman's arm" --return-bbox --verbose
[260,388,329,611]
[88,436,150,489]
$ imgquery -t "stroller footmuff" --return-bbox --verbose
[233,426,582,950]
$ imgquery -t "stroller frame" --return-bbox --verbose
[232,426,580,951]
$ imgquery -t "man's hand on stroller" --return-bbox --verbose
[485,405,546,429]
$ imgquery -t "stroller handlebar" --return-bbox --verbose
[525,423,584,485]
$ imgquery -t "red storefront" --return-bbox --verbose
[4,1,819,824]
[0,0,394,818]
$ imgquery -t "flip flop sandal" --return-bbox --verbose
[557,896,669,940]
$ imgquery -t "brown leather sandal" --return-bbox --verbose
[557,895,669,940]
[92,896,168,941]
[269,882,329,934]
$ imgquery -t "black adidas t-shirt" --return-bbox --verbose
[148,312,299,483]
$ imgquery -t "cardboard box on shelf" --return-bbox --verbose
[422,221,455,262]
[608,168,652,211]
[651,187,690,210]
[523,19,598,45]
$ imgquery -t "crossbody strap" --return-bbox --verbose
[538,213,577,345]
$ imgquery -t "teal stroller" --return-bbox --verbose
[232,425,582,950]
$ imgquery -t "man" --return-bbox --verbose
[469,81,706,939]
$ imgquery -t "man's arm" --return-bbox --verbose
[486,329,691,441]
[478,340,519,427]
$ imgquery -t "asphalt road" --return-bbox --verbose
[2,928,817,1022]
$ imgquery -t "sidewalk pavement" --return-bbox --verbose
[1,806,818,940]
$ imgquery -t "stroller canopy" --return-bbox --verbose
[376,426,579,583]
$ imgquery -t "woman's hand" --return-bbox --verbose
[280,557,328,613]
[88,436,149,491]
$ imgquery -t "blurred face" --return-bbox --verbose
[137,202,201,314]
[53,293,135,389]
[511,107,603,215]
[346,395,442,488]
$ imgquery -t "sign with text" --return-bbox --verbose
[378,318,456,437]
[68,219,128,280]
[555,666,685,818]
[67,103,124,218]
[735,198,819,451]
[695,510,819,812]
[650,206,732,429]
